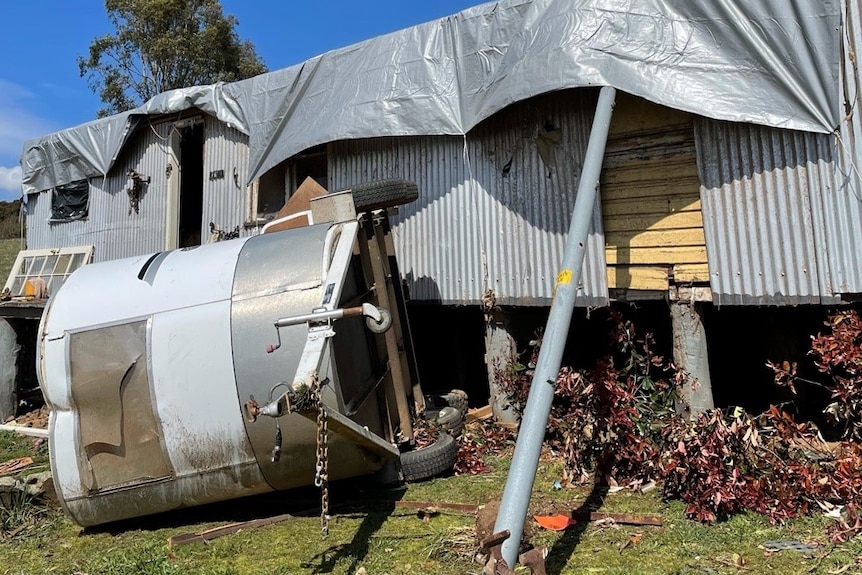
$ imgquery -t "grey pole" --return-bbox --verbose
[492,86,616,567]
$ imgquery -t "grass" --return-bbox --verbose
[1,431,861,575]
[0,238,23,283]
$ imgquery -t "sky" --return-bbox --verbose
[0,0,485,201]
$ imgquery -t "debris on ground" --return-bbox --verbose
[0,470,54,506]
[0,457,32,477]
[760,540,820,553]
[4,406,48,429]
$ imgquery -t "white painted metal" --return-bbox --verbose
[41,239,247,337]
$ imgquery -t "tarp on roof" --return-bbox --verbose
[20,0,842,195]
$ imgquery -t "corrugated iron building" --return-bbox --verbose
[20,0,862,308]
[22,85,862,307]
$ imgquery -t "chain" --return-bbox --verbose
[313,375,330,537]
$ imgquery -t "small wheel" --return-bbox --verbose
[434,406,464,438]
[347,179,419,212]
[399,431,458,482]
[366,307,392,333]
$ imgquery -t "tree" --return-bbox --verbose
[79,0,267,117]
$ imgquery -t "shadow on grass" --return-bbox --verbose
[544,480,609,575]
[81,479,406,537]
[299,502,395,574]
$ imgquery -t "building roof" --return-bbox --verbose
[20,0,841,195]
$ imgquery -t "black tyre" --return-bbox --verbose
[400,431,458,482]
[348,179,419,211]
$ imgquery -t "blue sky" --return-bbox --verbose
[0,0,484,201]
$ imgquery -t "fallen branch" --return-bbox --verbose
[168,508,316,547]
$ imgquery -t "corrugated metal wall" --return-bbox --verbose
[26,121,173,262]
[201,116,251,240]
[330,90,608,307]
[695,120,843,305]
[26,117,253,261]
[833,0,862,295]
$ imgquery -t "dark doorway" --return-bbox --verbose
[179,123,204,247]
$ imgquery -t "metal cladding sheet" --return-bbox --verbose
[330,90,608,306]
[696,119,844,305]
[22,0,840,195]
[833,0,862,295]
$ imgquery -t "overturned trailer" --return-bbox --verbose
[37,186,450,526]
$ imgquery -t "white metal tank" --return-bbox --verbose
[39,221,402,526]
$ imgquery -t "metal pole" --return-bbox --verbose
[492,86,616,567]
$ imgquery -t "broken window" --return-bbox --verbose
[51,180,89,221]
[248,146,328,224]
[3,245,94,297]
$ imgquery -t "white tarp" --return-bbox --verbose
[21,0,841,195]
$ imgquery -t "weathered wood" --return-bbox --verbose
[606,228,707,249]
[605,245,707,265]
[0,456,33,476]
[607,266,668,291]
[671,302,715,415]
[167,510,312,547]
[569,511,663,526]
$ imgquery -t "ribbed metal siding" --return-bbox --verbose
[26,122,172,262]
[202,116,250,239]
[832,0,862,295]
[695,119,841,305]
[330,90,608,307]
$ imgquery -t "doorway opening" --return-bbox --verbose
[179,123,204,247]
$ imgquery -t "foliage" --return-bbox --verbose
[772,310,862,440]
[493,307,862,543]
[496,310,683,486]
[0,200,23,240]
[79,0,267,116]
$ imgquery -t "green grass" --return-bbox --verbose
[0,238,23,283]
[1,431,860,574]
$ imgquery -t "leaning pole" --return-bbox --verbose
[492,86,617,567]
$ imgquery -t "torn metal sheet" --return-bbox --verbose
[21,0,841,195]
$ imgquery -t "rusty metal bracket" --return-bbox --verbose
[478,530,547,575]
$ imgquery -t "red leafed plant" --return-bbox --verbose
[660,409,756,523]
[497,309,683,486]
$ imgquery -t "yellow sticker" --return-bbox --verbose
[556,269,572,285]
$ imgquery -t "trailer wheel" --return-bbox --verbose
[348,179,419,212]
[400,431,458,482]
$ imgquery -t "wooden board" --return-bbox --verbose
[607,266,668,291]
[606,245,708,266]
[674,263,711,283]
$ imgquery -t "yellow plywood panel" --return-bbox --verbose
[602,159,700,187]
[606,245,708,265]
[603,211,704,233]
[674,263,711,283]
[603,196,702,217]
[607,266,669,290]
[606,228,707,249]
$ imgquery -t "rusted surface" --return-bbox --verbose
[479,530,547,575]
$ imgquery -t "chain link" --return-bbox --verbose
[312,375,330,538]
